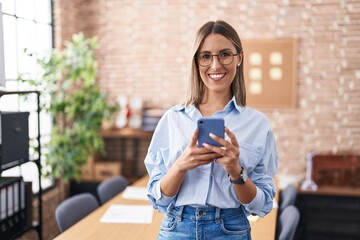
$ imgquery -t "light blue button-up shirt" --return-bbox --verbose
[144,97,278,217]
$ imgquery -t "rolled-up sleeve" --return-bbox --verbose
[145,150,176,212]
[144,113,178,212]
[241,130,278,217]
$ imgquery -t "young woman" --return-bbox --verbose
[145,20,278,240]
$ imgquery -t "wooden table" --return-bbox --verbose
[54,175,278,240]
[249,205,278,240]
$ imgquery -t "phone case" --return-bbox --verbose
[197,117,224,147]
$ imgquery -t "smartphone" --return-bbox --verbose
[197,117,224,147]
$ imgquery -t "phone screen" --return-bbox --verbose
[197,117,224,147]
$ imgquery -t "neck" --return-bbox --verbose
[198,91,232,116]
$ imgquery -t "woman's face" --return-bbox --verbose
[197,33,242,95]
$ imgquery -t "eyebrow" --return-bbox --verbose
[199,48,234,54]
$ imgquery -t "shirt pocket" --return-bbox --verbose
[239,142,262,173]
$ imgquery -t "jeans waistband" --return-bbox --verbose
[169,205,244,222]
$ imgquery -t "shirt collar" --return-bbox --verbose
[173,104,200,119]
[172,96,246,118]
[227,95,246,114]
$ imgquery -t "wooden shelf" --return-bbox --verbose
[300,186,360,197]
[101,128,153,139]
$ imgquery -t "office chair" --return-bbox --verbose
[277,205,300,240]
[55,193,99,232]
[279,184,298,213]
[97,176,129,204]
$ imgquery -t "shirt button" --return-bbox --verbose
[198,211,204,215]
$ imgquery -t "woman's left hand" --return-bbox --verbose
[202,127,242,176]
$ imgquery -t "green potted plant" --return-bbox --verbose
[21,33,117,183]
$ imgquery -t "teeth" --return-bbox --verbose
[209,74,225,79]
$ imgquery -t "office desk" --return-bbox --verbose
[54,175,278,240]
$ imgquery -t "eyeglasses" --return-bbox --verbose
[195,50,239,67]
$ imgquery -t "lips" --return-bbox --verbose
[209,73,226,80]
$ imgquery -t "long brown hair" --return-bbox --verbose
[184,20,246,107]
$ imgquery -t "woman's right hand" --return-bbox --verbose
[174,129,221,172]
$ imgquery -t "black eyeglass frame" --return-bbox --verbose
[195,50,240,67]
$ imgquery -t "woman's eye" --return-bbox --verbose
[220,51,231,58]
[201,54,211,60]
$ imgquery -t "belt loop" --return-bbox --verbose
[215,207,221,223]
[177,206,184,222]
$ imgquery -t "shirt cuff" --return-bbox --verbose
[154,178,176,206]
[240,186,266,217]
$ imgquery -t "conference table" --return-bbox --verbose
[54,175,278,240]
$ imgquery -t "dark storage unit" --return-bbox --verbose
[0,112,30,170]
[295,188,360,240]
[0,90,42,240]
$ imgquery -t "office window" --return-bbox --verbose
[243,39,297,108]
[0,0,53,192]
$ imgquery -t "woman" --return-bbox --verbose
[145,20,278,240]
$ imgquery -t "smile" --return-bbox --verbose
[209,73,226,80]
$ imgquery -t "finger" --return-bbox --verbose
[197,152,221,161]
[190,129,199,147]
[220,146,228,156]
[209,132,228,147]
[202,143,226,157]
[225,127,239,148]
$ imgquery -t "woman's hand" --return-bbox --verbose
[174,129,222,172]
[160,129,221,197]
[202,127,242,177]
[203,127,257,204]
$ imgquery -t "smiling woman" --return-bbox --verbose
[145,20,278,240]
[196,34,242,111]
[0,0,53,193]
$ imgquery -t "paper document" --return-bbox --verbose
[273,200,278,209]
[100,204,153,224]
[247,215,260,222]
[122,186,148,200]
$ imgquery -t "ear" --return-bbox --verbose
[237,51,243,66]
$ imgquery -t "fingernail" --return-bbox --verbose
[202,143,209,147]
[209,133,215,137]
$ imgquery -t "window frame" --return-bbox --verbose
[0,0,55,194]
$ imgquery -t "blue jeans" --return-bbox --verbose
[158,206,251,240]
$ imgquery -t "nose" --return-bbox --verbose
[210,55,221,69]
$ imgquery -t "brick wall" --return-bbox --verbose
[52,0,360,175]
[60,0,359,176]
[33,0,359,239]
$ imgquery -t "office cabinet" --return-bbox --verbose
[0,90,42,240]
[295,188,360,240]
[102,128,152,178]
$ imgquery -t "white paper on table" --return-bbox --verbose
[273,200,278,209]
[122,186,148,200]
[100,204,153,224]
[247,214,260,222]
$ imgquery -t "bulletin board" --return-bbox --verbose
[242,38,297,108]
